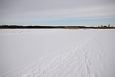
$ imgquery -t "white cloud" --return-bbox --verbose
[1,4,115,19]
[0,0,115,24]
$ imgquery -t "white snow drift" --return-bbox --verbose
[0,29,115,77]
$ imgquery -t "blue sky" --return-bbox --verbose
[1,17,115,26]
[29,17,115,26]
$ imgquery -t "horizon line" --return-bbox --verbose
[0,25,115,29]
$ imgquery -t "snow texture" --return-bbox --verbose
[0,29,115,77]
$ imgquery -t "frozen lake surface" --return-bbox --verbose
[0,29,115,77]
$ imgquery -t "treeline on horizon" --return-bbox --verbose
[0,24,115,29]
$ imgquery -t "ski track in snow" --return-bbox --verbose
[20,30,97,77]
[0,29,115,77]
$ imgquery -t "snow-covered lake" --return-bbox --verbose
[0,29,115,77]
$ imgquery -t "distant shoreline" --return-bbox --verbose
[0,25,115,29]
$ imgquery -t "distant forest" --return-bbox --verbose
[0,24,115,29]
